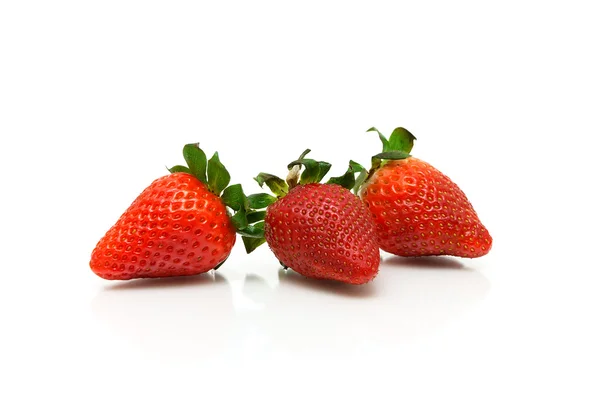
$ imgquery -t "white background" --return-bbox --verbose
[1,1,599,399]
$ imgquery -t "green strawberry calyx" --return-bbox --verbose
[167,143,262,243]
[349,127,417,194]
[239,149,359,254]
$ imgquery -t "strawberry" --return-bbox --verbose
[353,127,492,258]
[241,150,380,285]
[90,143,254,280]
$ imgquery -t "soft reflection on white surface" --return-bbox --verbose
[91,273,236,364]
[91,256,490,364]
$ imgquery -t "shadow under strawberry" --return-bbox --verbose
[383,255,465,269]
[102,273,220,290]
[276,268,378,298]
[249,264,490,359]
[90,271,235,365]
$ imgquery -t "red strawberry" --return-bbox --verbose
[90,143,252,280]
[241,150,380,285]
[354,127,492,258]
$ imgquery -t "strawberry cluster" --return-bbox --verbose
[90,127,492,285]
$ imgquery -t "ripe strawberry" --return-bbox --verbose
[353,127,492,258]
[241,150,380,285]
[90,143,253,280]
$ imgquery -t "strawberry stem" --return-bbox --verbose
[287,149,332,186]
[286,164,301,189]
[285,149,311,188]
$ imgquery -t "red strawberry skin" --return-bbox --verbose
[90,173,236,280]
[264,183,380,285]
[359,157,492,258]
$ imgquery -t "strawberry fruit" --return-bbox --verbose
[242,150,380,285]
[353,127,492,258]
[90,143,255,280]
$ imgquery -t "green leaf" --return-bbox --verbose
[168,165,191,174]
[297,149,312,160]
[327,164,356,190]
[238,222,265,238]
[254,173,288,197]
[207,152,231,196]
[183,143,207,184]
[372,151,412,161]
[247,193,277,209]
[315,161,332,182]
[353,170,368,195]
[349,160,366,173]
[221,184,247,211]
[242,236,266,254]
[286,149,332,185]
[288,158,318,183]
[213,256,229,270]
[230,208,248,230]
[370,151,411,175]
[246,210,266,224]
[299,159,320,183]
[348,160,368,194]
[367,127,390,152]
[388,127,416,153]
[288,159,331,184]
